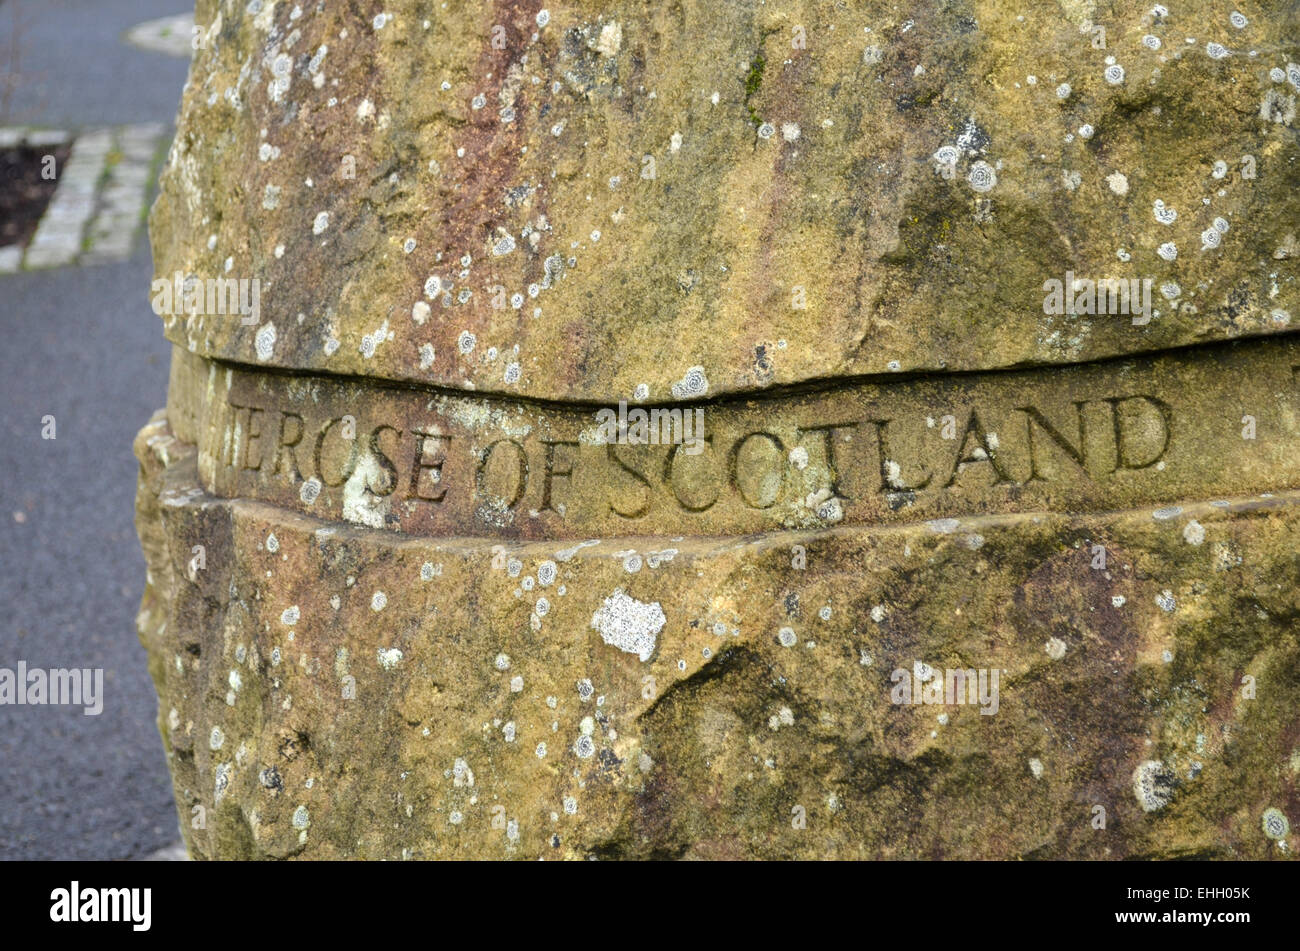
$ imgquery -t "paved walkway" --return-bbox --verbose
[0,123,168,272]
[0,0,193,861]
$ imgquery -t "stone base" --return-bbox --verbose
[135,408,1300,859]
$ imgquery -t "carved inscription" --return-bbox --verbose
[184,338,1300,538]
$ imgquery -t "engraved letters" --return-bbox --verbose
[197,339,1300,538]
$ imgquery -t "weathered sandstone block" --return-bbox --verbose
[136,0,1300,858]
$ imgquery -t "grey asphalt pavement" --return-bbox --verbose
[1,0,197,127]
[0,0,193,859]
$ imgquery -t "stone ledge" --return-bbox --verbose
[134,410,1300,859]
[159,337,1300,540]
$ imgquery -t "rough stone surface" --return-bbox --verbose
[151,0,1299,400]
[136,0,1300,859]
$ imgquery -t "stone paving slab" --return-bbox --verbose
[0,124,168,271]
[123,14,196,59]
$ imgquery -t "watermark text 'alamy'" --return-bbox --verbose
[151,271,260,325]
[1043,270,1153,325]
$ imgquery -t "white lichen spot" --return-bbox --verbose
[299,478,321,504]
[537,561,557,586]
[312,211,330,234]
[342,453,391,528]
[371,590,388,611]
[670,366,708,399]
[377,647,403,669]
[1261,88,1296,124]
[967,160,997,192]
[1133,760,1174,811]
[1183,520,1206,545]
[255,323,276,361]
[214,763,232,805]
[1262,807,1289,840]
[596,21,622,57]
[452,757,474,787]
[280,605,300,626]
[590,589,664,661]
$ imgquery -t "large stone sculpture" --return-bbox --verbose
[136,0,1300,858]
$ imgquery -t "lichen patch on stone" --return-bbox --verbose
[590,589,665,661]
